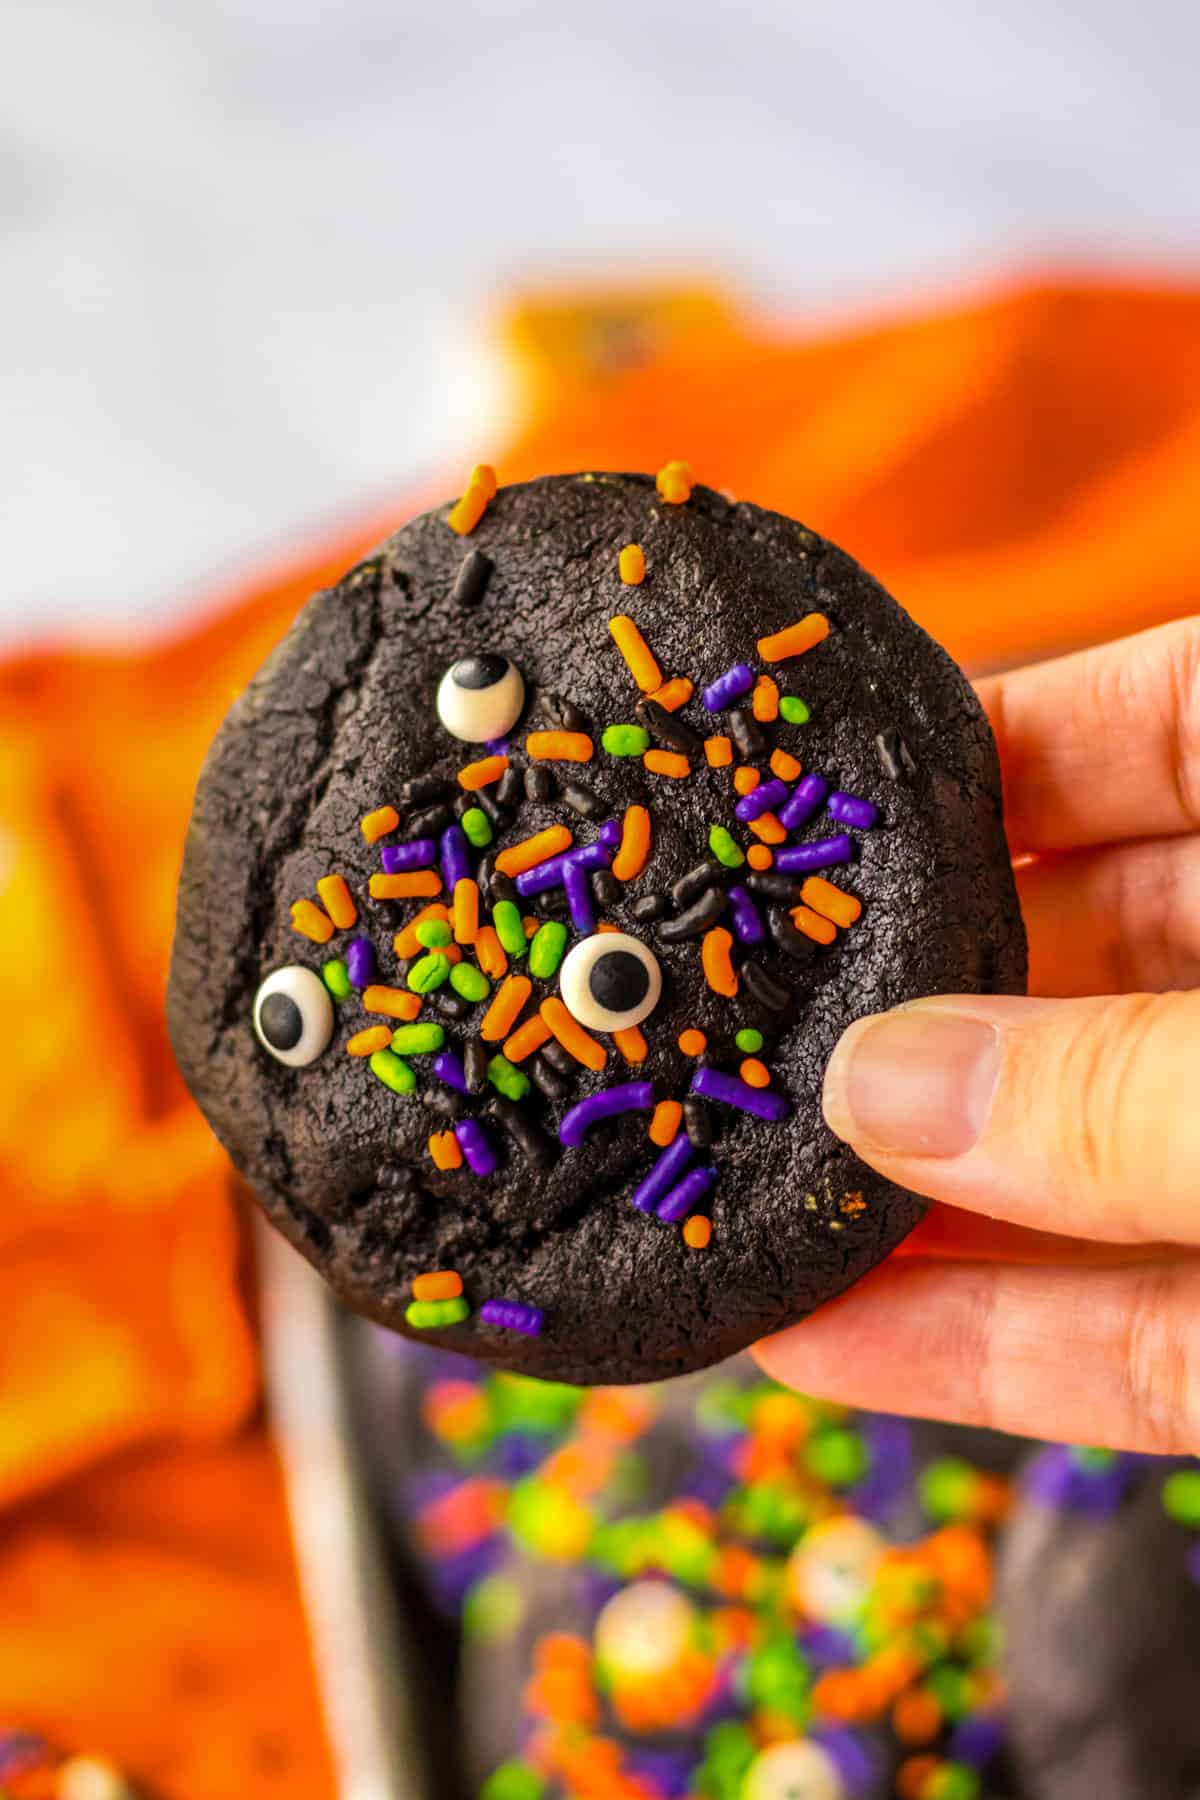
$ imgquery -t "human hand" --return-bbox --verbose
[756,618,1200,1453]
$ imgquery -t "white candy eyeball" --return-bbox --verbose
[253,965,334,1067]
[785,1515,885,1626]
[559,931,662,1032]
[594,1581,695,1681]
[436,653,525,742]
[741,1740,846,1800]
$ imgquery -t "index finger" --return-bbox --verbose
[977,616,1200,853]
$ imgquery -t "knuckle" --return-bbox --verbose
[1050,994,1171,1210]
[1119,1266,1200,1453]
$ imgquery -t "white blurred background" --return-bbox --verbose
[3,0,1198,648]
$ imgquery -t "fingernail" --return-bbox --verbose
[824,1007,1001,1156]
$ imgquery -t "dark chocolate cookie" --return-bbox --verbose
[167,470,1025,1382]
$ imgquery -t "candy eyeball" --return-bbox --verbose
[785,1515,886,1626]
[253,966,334,1067]
[594,1581,695,1681]
[741,1740,846,1800]
[559,931,662,1032]
[436,653,525,742]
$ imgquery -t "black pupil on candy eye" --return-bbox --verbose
[260,992,304,1051]
[452,653,508,690]
[588,950,650,1014]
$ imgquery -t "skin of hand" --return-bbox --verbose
[755,617,1200,1453]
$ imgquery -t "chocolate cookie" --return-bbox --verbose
[167,468,1025,1382]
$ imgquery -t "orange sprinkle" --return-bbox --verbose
[522,915,539,938]
[363,984,422,1021]
[618,543,645,585]
[347,1025,392,1057]
[494,825,573,877]
[503,1014,553,1062]
[650,677,694,711]
[316,873,357,930]
[649,1099,682,1146]
[791,904,838,945]
[739,1058,770,1088]
[701,927,738,997]
[428,1130,464,1172]
[447,481,489,536]
[801,875,863,928]
[540,997,607,1071]
[442,943,462,968]
[747,844,774,870]
[453,877,480,945]
[370,870,442,900]
[608,615,662,694]
[290,899,334,944]
[474,924,508,979]
[896,1755,943,1800]
[643,749,690,779]
[596,921,621,933]
[757,612,830,662]
[733,766,760,796]
[361,805,399,843]
[656,458,693,504]
[704,735,732,768]
[413,1269,463,1301]
[611,804,651,881]
[469,462,498,499]
[613,1025,647,1065]
[525,730,594,763]
[840,1192,867,1215]
[770,747,802,781]
[749,812,787,844]
[677,1028,707,1056]
[893,1689,943,1746]
[393,903,450,957]
[457,753,509,791]
[683,1215,712,1249]
[752,674,780,721]
[481,974,530,1041]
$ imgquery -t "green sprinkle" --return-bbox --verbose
[415,917,453,948]
[925,1666,973,1724]
[926,1767,980,1800]
[805,1426,869,1487]
[369,1049,416,1094]
[405,1295,470,1329]
[489,1054,530,1101]
[450,961,491,1003]
[492,899,528,957]
[1071,1445,1118,1472]
[602,723,650,757]
[462,805,493,848]
[708,824,745,868]
[480,1764,544,1800]
[529,920,568,979]
[464,1573,525,1644]
[321,958,352,999]
[779,695,811,724]
[919,1457,982,1522]
[408,951,451,993]
[1163,1468,1200,1527]
[390,1021,446,1055]
[735,1027,764,1054]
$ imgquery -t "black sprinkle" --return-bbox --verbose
[540,692,588,733]
[672,860,725,908]
[729,708,768,760]
[495,766,523,808]
[476,790,509,829]
[636,697,703,757]
[529,1052,571,1102]
[453,548,493,608]
[475,853,496,901]
[525,765,555,803]
[592,869,620,907]
[463,1040,489,1094]
[378,1164,419,1194]
[683,1096,713,1148]
[742,961,790,1011]
[453,791,473,819]
[425,1085,466,1119]
[408,802,453,837]
[875,727,916,781]
[629,892,669,923]
[562,781,603,819]
[539,1037,575,1077]
[435,992,469,1020]
[658,887,728,942]
[746,870,804,903]
[490,1096,557,1168]
[535,888,571,919]
[768,908,818,962]
[488,869,518,908]
[401,774,451,810]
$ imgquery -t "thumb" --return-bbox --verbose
[822,991,1200,1248]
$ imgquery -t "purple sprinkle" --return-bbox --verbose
[598,818,623,847]
[345,936,376,989]
[828,790,878,830]
[734,775,789,823]
[656,1163,716,1222]
[563,860,596,933]
[480,1297,544,1335]
[560,1080,655,1146]
[1187,1543,1200,1586]
[774,833,853,873]
[514,839,611,896]
[810,1725,879,1793]
[948,1713,1007,1768]
[486,736,509,755]
[625,1750,693,1799]
[778,771,828,831]
[454,1116,497,1176]
[432,1050,468,1092]
[701,662,755,711]
[630,1133,695,1212]
[690,1065,791,1121]
[801,1624,858,1669]
[440,823,470,889]
[727,884,765,945]
[381,838,437,873]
